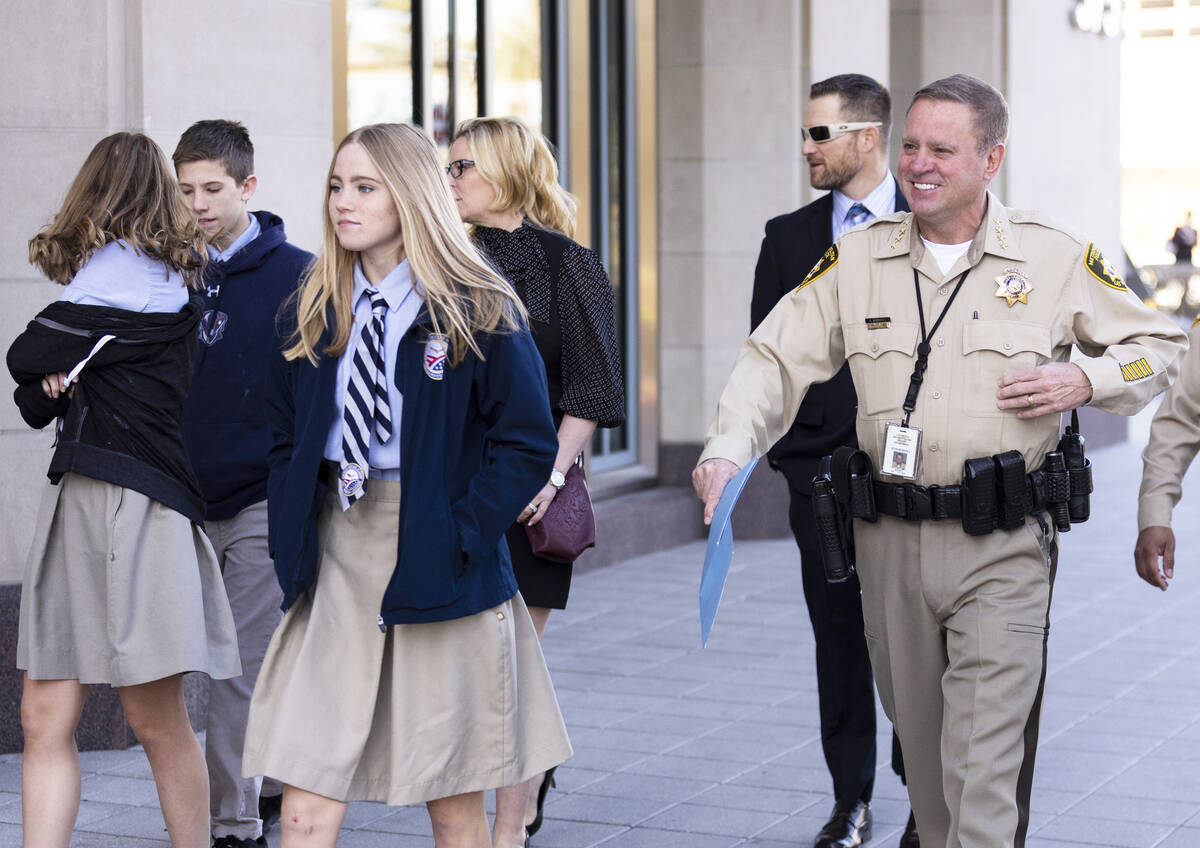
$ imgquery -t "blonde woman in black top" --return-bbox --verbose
[449,117,624,845]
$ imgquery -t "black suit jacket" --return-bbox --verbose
[749,179,910,493]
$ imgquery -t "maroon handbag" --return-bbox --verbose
[525,465,596,563]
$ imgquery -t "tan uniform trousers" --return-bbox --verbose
[856,513,1056,848]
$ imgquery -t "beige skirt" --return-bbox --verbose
[242,479,572,805]
[18,473,241,687]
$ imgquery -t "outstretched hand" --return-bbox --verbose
[692,458,739,526]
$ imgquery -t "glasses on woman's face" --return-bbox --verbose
[446,159,475,179]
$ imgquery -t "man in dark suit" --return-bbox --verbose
[750,73,917,848]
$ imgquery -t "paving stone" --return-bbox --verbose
[1033,813,1173,847]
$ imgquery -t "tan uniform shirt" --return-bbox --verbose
[701,193,1187,486]
[1138,320,1200,530]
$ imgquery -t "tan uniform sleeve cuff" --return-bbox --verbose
[1072,355,1122,412]
[1137,494,1174,531]
[698,435,755,469]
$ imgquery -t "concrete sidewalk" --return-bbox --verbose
[2,412,1200,847]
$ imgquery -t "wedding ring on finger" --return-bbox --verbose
[1027,394,1035,407]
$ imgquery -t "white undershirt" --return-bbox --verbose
[921,237,972,276]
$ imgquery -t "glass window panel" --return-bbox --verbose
[347,0,414,128]
[488,0,544,131]
[454,0,479,123]
[429,0,453,145]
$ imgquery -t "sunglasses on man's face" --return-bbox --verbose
[801,121,882,143]
[445,159,475,178]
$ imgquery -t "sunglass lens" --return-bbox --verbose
[809,126,831,142]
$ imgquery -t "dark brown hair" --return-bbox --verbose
[172,119,255,183]
[29,132,206,285]
[810,74,892,144]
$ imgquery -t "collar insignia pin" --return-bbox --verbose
[995,268,1032,306]
[992,218,1009,250]
[890,218,910,250]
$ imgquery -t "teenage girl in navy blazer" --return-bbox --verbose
[243,123,571,848]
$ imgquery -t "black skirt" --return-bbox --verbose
[505,523,573,609]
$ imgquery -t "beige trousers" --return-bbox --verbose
[856,514,1057,848]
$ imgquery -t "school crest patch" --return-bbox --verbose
[1084,243,1128,291]
[423,334,448,381]
[795,245,838,293]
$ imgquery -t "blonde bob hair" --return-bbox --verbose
[284,123,526,366]
[453,116,577,239]
[29,132,206,286]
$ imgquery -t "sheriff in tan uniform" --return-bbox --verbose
[695,75,1187,848]
[1134,318,1200,590]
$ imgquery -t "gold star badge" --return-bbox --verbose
[995,269,1032,306]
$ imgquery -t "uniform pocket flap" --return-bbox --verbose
[844,323,919,360]
[963,321,1051,358]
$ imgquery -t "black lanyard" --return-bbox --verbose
[901,267,971,426]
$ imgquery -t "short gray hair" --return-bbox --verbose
[909,74,1008,154]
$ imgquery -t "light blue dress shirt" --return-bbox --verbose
[206,212,260,262]
[831,171,897,242]
[323,259,425,478]
[58,240,188,312]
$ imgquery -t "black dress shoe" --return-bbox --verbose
[899,809,919,847]
[813,799,871,848]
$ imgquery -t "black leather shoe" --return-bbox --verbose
[899,809,919,847]
[813,799,871,848]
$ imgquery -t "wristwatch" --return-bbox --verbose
[549,469,566,491]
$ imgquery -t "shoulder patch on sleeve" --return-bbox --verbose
[1084,243,1128,291]
[795,245,838,293]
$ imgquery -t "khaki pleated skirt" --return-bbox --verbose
[242,479,572,805]
[18,473,241,687]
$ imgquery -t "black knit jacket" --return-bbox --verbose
[7,297,206,523]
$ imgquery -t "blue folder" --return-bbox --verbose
[699,456,759,647]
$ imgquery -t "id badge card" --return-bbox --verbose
[883,423,922,479]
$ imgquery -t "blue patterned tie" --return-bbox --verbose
[340,287,391,508]
[846,202,871,227]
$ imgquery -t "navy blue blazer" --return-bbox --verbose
[749,180,909,493]
[263,308,557,625]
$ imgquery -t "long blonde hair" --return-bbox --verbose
[29,132,206,285]
[453,117,577,238]
[284,123,526,366]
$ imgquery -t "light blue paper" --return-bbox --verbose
[699,455,759,647]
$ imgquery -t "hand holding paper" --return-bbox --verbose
[698,455,758,647]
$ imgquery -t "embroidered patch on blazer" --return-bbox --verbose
[1120,358,1153,382]
[795,245,838,292]
[1084,243,1128,291]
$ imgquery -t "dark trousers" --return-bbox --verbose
[789,488,906,804]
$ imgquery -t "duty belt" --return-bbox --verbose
[871,476,1048,522]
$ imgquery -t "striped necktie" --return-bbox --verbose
[339,287,392,508]
[846,202,872,227]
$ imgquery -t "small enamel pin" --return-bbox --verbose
[995,268,1032,306]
